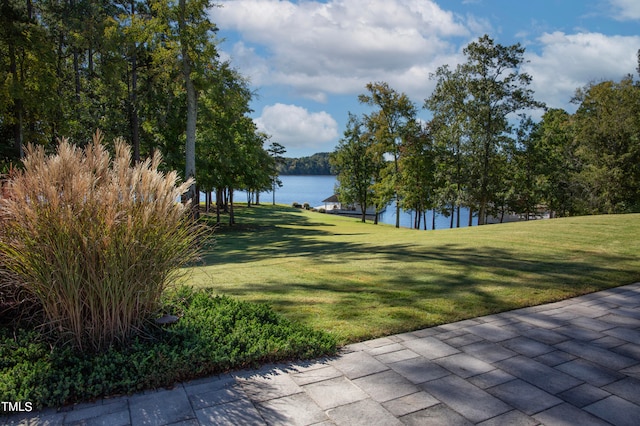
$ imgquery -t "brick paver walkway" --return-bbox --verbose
[5,283,640,425]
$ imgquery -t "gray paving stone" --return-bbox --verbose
[364,336,398,348]
[555,325,606,341]
[461,341,517,363]
[599,313,640,327]
[502,336,555,357]
[373,348,420,364]
[496,355,583,394]
[467,369,515,389]
[466,323,519,342]
[411,328,441,338]
[565,304,611,319]
[591,335,627,349]
[326,398,402,426]
[129,387,195,426]
[584,395,640,426]
[476,410,538,426]
[401,336,459,359]
[388,356,450,384]
[400,404,473,426]
[605,326,640,345]
[434,352,495,378]
[365,342,405,356]
[570,316,617,332]
[195,398,265,426]
[352,369,418,402]
[62,400,129,424]
[442,332,484,348]
[289,365,343,386]
[4,411,65,426]
[436,329,467,340]
[611,342,640,361]
[558,383,611,408]
[381,392,439,417]
[602,293,640,308]
[534,349,577,366]
[66,409,132,426]
[620,364,640,379]
[534,402,611,426]
[163,420,200,426]
[614,307,640,320]
[518,312,564,329]
[329,350,388,379]
[603,377,640,405]
[185,376,246,410]
[303,376,368,410]
[555,358,624,386]
[239,369,303,403]
[256,392,328,425]
[421,374,511,423]
[520,327,570,345]
[555,339,638,370]
[487,379,562,415]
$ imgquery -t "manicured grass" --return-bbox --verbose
[194,205,640,344]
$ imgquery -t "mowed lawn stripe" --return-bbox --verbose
[190,205,640,344]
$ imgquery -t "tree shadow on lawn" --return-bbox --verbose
[197,207,640,340]
[201,227,638,341]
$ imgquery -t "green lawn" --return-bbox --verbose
[191,205,640,345]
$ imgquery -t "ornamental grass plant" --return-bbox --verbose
[0,131,202,352]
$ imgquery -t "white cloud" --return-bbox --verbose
[215,0,481,99]
[254,103,339,151]
[609,0,640,21]
[524,31,640,110]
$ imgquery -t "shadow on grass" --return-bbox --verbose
[197,206,640,341]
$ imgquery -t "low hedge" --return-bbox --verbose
[0,286,337,410]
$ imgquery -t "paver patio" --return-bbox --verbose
[5,282,640,425]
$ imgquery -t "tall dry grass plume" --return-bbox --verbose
[0,131,203,351]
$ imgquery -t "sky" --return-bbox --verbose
[211,0,640,158]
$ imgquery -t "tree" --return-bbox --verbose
[529,108,582,217]
[330,113,382,223]
[150,0,219,213]
[572,76,640,213]
[434,35,544,225]
[425,64,470,227]
[398,121,436,229]
[267,141,286,205]
[359,82,417,227]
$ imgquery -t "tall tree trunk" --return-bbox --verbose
[450,205,454,229]
[129,0,140,162]
[8,34,23,159]
[216,188,221,223]
[179,0,198,217]
[432,208,436,230]
[229,188,235,225]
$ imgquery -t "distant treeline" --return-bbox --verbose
[278,152,334,175]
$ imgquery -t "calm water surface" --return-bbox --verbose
[234,175,478,230]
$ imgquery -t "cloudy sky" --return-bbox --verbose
[212,0,640,157]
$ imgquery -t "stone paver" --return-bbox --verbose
[5,282,640,425]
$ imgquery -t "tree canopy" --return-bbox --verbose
[333,35,640,229]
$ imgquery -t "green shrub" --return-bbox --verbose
[0,132,202,352]
[0,287,337,409]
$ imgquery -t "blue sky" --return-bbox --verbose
[212,0,640,157]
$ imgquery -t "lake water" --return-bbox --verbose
[234,175,478,230]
